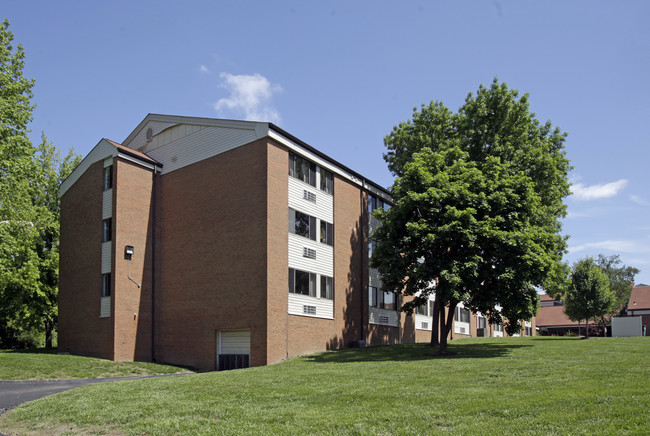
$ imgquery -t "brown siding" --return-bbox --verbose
[58,161,113,358]
[113,158,154,361]
[154,139,268,371]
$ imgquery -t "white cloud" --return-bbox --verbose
[570,179,628,201]
[199,64,209,74]
[569,239,648,254]
[629,195,649,206]
[213,73,282,123]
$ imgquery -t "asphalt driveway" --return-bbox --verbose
[0,373,190,414]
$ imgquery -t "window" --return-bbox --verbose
[525,326,532,336]
[289,153,316,187]
[102,273,111,297]
[320,168,333,194]
[103,165,113,190]
[289,268,316,297]
[368,240,376,258]
[320,276,333,300]
[477,316,487,329]
[102,218,112,242]
[289,208,316,241]
[455,307,470,323]
[382,291,396,310]
[320,221,333,246]
[368,195,385,214]
[369,286,378,308]
[495,323,504,332]
[416,303,428,316]
[369,286,397,310]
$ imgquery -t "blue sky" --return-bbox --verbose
[5,1,650,284]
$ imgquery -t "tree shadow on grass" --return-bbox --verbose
[2,347,58,354]
[304,341,532,364]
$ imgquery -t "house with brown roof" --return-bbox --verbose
[627,285,650,334]
[536,294,597,336]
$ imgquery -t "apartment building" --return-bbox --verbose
[58,114,532,371]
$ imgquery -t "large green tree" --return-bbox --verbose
[595,254,639,320]
[0,19,80,348]
[564,257,614,338]
[372,79,571,352]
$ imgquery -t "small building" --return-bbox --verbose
[627,285,650,335]
[535,294,596,336]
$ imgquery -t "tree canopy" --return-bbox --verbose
[564,257,614,338]
[372,79,571,352]
[595,254,639,319]
[0,19,80,348]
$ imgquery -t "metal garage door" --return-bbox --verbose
[217,329,250,371]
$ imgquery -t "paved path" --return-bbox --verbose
[0,373,192,414]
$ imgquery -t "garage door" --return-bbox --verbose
[217,329,250,371]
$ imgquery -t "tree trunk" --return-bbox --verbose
[584,318,589,339]
[430,299,440,347]
[439,302,457,354]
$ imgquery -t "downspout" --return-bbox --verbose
[359,182,366,346]
[151,166,157,362]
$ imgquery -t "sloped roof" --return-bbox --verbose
[104,138,162,166]
[536,305,581,327]
[628,286,650,310]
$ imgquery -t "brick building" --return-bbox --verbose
[58,114,532,371]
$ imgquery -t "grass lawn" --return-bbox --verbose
[1,337,648,435]
[0,348,193,380]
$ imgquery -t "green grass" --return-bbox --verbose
[1,337,649,435]
[0,348,193,380]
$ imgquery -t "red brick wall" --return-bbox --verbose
[332,174,365,348]
[154,139,269,371]
[59,161,114,358]
[113,158,154,361]
[266,141,289,364]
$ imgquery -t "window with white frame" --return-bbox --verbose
[369,286,397,310]
[320,168,333,194]
[289,153,316,187]
[289,268,316,297]
[477,316,486,329]
[454,306,470,334]
[320,220,333,246]
[289,208,316,241]
[494,323,504,332]
[288,268,333,301]
[455,307,470,323]
[320,275,333,300]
